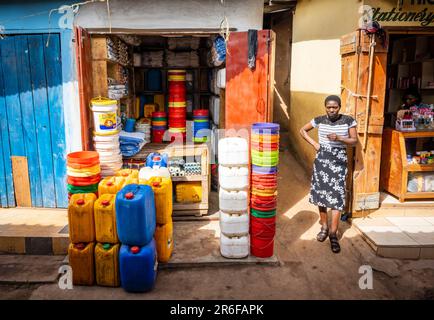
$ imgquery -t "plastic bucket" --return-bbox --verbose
[252,122,280,134]
[124,118,136,133]
[250,236,274,258]
[152,111,167,118]
[251,208,277,218]
[251,141,279,151]
[168,101,187,108]
[251,134,279,144]
[91,98,118,134]
[151,121,167,127]
[67,151,100,168]
[152,129,165,143]
[67,174,101,186]
[251,149,279,158]
[252,165,278,174]
[193,109,209,117]
[67,183,99,194]
[252,157,279,167]
[250,215,276,237]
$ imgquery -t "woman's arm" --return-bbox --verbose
[327,127,358,146]
[299,122,320,151]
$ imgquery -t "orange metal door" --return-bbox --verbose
[225,30,275,132]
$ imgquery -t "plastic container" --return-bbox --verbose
[217,68,226,89]
[68,194,97,243]
[152,129,166,143]
[218,166,249,190]
[145,177,173,225]
[219,189,248,213]
[250,215,276,238]
[116,169,139,185]
[116,184,156,246]
[91,98,118,134]
[154,222,174,263]
[220,211,249,237]
[250,235,274,258]
[218,137,249,166]
[252,122,280,134]
[147,69,162,92]
[68,242,95,286]
[139,166,171,184]
[94,194,118,244]
[95,243,120,287]
[124,118,136,133]
[98,176,126,195]
[176,182,202,203]
[146,153,168,168]
[220,232,249,259]
[67,151,100,169]
[144,104,157,119]
[251,208,277,218]
[119,241,158,292]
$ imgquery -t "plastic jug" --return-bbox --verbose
[116,169,139,186]
[176,182,202,203]
[95,243,120,287]
[218,137,249,166]
[68,194,97,243]
[119,241,158,293]
[98,176,126,195]
[220,232,249,259]
[116,184,156,246]
[155,222,174,263]
[219,188,248,213]
[139,167,171,184]
[94,194,118,244]
[68,242,95,285]
[145,177,173,224]
[220,211,249,237]
[146,152,168,168]
[218,166,249,190]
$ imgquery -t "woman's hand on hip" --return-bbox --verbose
[314,142,320,151]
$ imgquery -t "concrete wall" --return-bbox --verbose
[289,0,361,171]
[75,0,264,31]
[0,0,82,153]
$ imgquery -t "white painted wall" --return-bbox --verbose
[75,0,264,31]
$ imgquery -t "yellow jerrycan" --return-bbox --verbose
[68,193,97,243]
[68,242,95,286]
[95,243,120,287]
[94,194,118,244]
[145,176,173,224]
[115,169,139,186]
[175,182,202,203]
[155,222,174,263]
[98,176,126,195]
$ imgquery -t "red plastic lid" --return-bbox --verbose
[76,199,85,205]
[152,182,160,187]
[75,243,85,250]
[152,111,167,118]
[131,246,140,254]
[106,181,113,186]
[125,192,134,200]
[193,109,209,116]
[101,199,110,206]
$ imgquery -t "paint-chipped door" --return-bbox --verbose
[225,30,275,131]
[0,34,67,208]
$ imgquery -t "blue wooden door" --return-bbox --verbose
[0,34,67,208]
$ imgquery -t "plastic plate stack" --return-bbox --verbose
[151,111,167,143]
[168,70,187,142]
[218,137,250,259]
[250,123,279,258]
[193,109,210,143]
[66,151,101,200]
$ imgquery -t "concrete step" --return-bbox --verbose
[0,208,69,255]
[352,217,434,259]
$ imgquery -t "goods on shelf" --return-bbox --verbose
[166,50,199,67]
[168,37,200,50]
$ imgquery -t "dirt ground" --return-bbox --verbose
[1,144,434,300]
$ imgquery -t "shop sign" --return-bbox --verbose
[362,0,434,27]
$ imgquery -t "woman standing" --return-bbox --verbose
[299,95,357,253]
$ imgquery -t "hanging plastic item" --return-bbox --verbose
[146,152,169,168]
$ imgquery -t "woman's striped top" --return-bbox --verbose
[310,114,357,148]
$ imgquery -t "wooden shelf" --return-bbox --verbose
[381,128,434,202]
[171,175,206,182]
[406,164,434,172]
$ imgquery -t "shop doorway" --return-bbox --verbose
[0,34,68,208]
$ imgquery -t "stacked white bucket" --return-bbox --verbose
[218,137,250,259]
[91,98,123,177]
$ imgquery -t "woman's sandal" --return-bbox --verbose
[316,227,329,242]
[329,233,341,253]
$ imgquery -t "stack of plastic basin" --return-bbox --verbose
[144,177,174,263]
[67,151,101,200]
[151,111,167,143]
[91,98,123,177]
[168,70,187,142]
[94,194,120,287]
[218,137,250,259]
[193,109,210,143]
[250,123,279,258]
[68,193,97,285]
[135,118,152,144]
[116,184,158,292]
